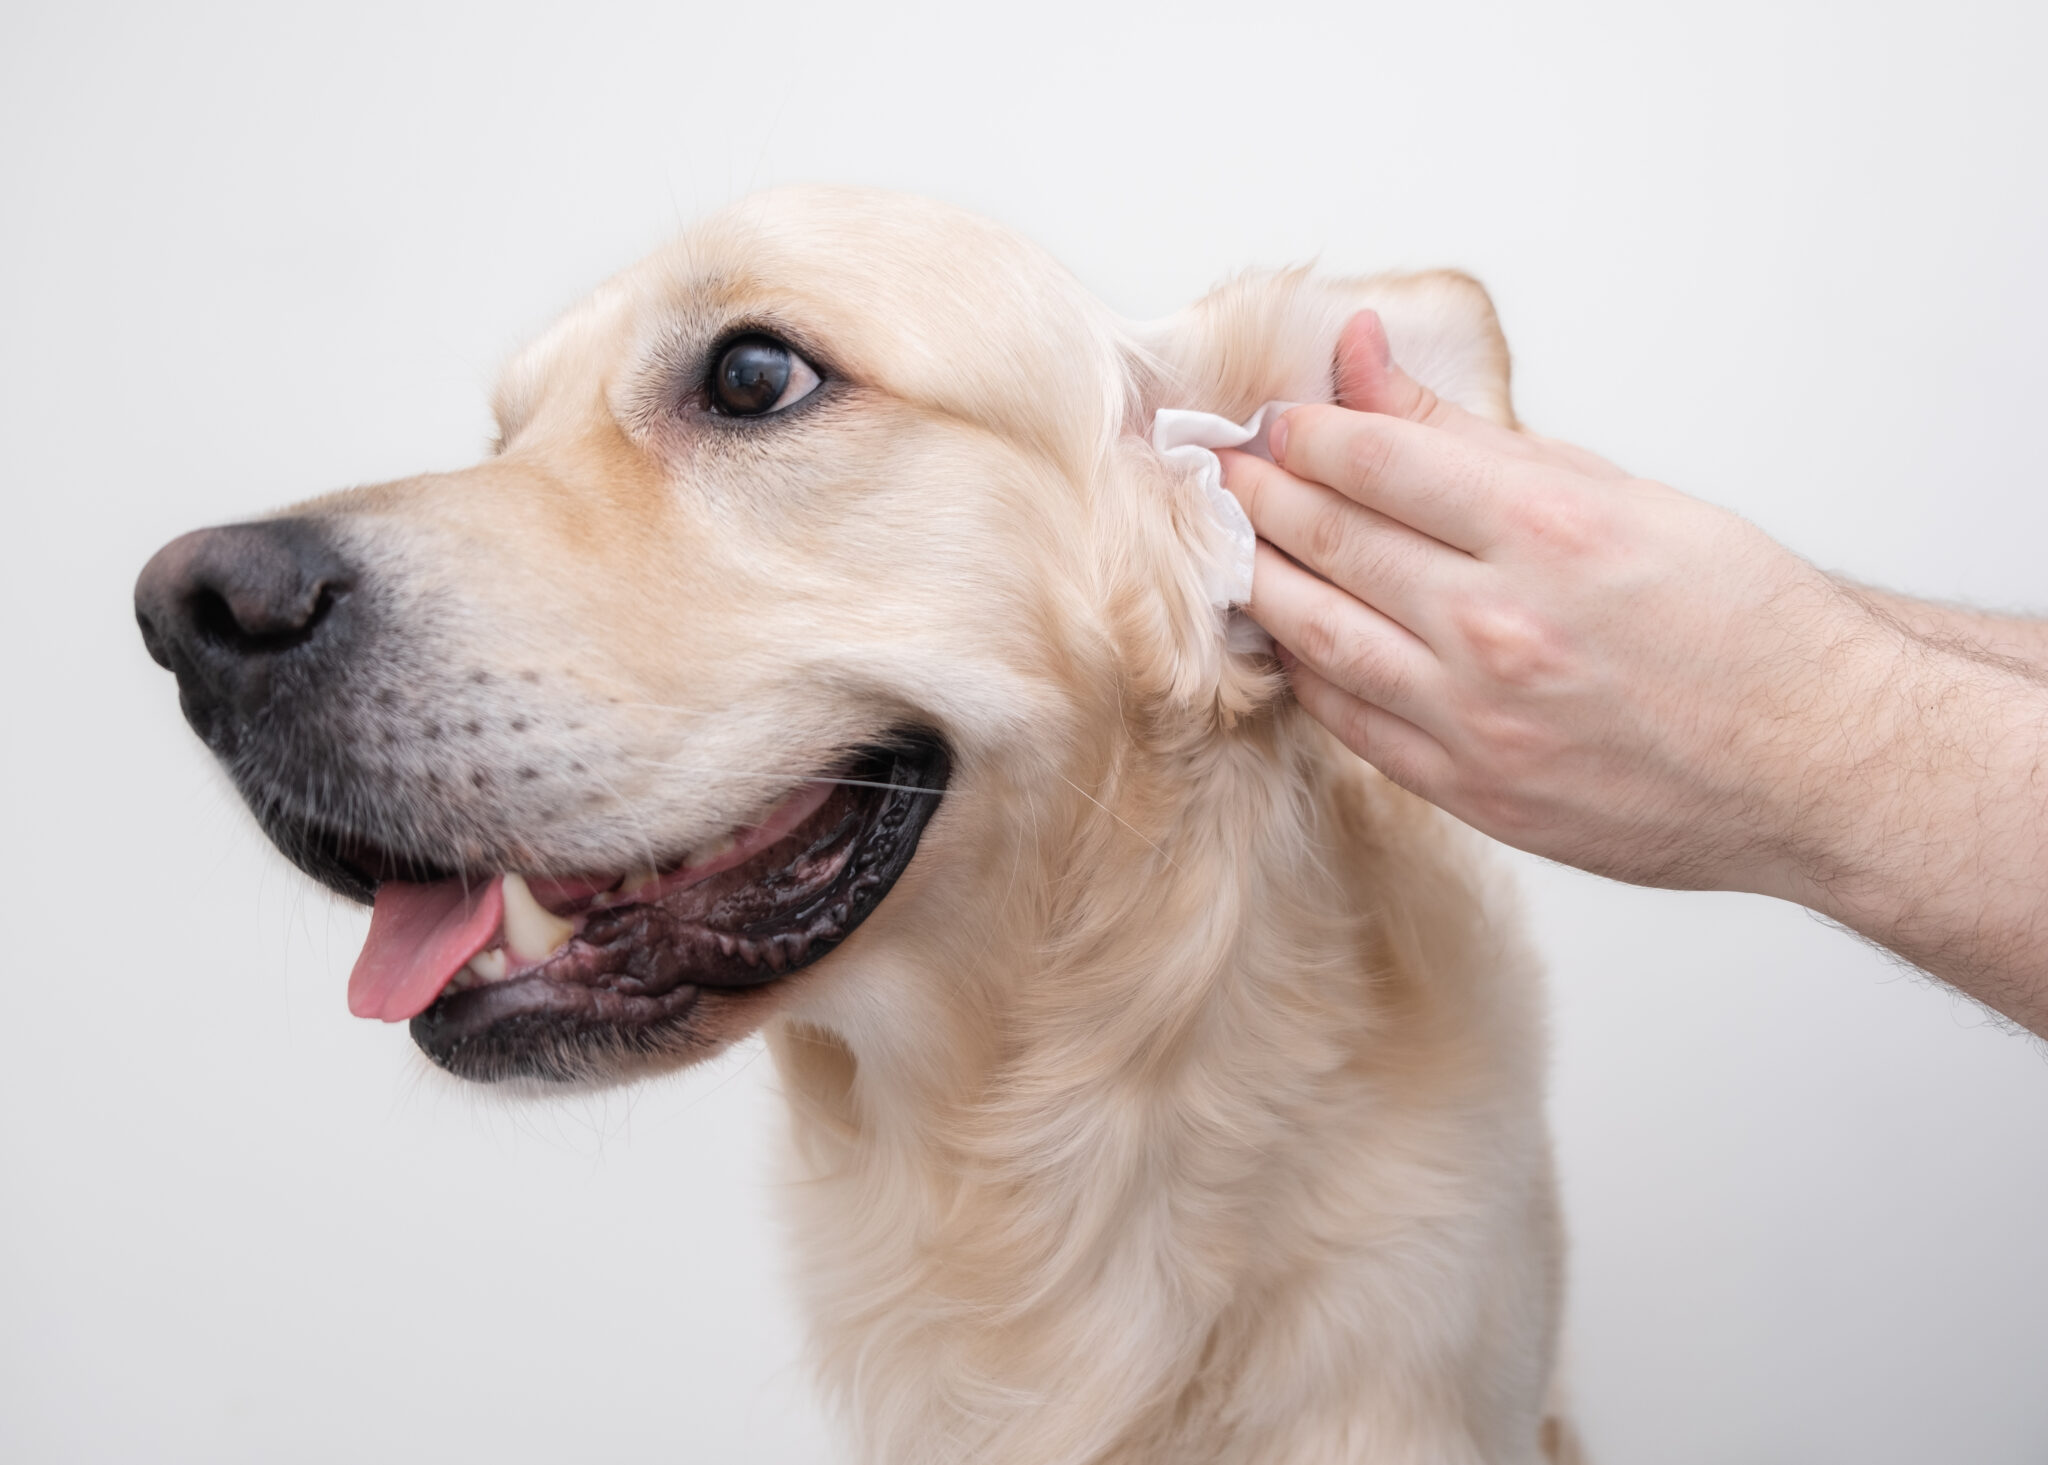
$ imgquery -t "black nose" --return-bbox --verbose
[135,518,357,736]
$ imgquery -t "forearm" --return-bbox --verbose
[1764,632,2048,1035]
[1843,582,2048,672]
[1224,320,2048,1034]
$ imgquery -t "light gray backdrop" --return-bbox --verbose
[4,2,2045,1461]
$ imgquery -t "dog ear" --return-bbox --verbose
[1138,266,1515,428]
[1105,268,1515,727]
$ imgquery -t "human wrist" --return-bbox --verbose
[1758,625,2048,1013]
[1728,589,1923,911]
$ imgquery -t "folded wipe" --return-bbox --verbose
[1149,401,1297,610]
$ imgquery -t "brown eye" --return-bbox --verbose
[709,335,821,416]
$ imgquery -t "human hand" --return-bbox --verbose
[1220,310,1895,897]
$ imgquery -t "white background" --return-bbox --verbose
[4,2,2046,1461]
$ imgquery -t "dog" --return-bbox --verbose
[135,187,1574,1464]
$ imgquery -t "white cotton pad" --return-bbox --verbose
[1149,401,1297,610]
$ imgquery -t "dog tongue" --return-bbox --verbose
[348,876,505,1023]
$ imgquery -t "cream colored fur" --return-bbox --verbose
[308,187,1572,1463]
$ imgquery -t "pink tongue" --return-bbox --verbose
[348,877,505,1023]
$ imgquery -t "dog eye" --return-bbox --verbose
[709,335,821,417]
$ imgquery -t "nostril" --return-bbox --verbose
[190,585,243,648]
[136,518,359,684]
[187,576,347,655]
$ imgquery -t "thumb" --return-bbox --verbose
[1332,309,1491,440]
[1330,309,1631,480]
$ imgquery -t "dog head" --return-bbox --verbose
[134,186,1511,1087]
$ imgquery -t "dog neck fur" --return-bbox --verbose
[763,271,1564,1465]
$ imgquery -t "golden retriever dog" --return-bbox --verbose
[135,187,1573,1464]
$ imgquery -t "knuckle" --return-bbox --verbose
[1466,706,1553,771]
[1463,785,1535,837]
[1330,699,1415,792]
[1339,420,1399,490]
[1336,698,1380,758]
[1305,498,1355,573]
[1295,602,1346,670]
[1504,483,1604,555]
[1295,601,1407,705]
[1328,619,1408,705]
[1341,638,1408,705]
[1234,459,1272,520]
[1348,532,1412,598]
[1369,739,1438,802]
[1413,385,1454,430]
[1453,599,1564,687]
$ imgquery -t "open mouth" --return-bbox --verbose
[334,733,948,1082]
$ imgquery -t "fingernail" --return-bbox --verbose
[1268,412,1290,462]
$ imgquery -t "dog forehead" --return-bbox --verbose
[499,187,1133,474]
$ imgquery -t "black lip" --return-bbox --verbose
[273,823,453,905]
[407,734,950,1085]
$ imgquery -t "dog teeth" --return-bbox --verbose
[447,947,510,996]
[501,872,574,961]
[614,869,663,902]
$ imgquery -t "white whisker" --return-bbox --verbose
[1056,773,1178,870]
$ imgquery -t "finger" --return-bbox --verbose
[1271,404,1532,553]
[1220,449,1466,641]
[1245,541,1442,725]
[1283,654,1453,799]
